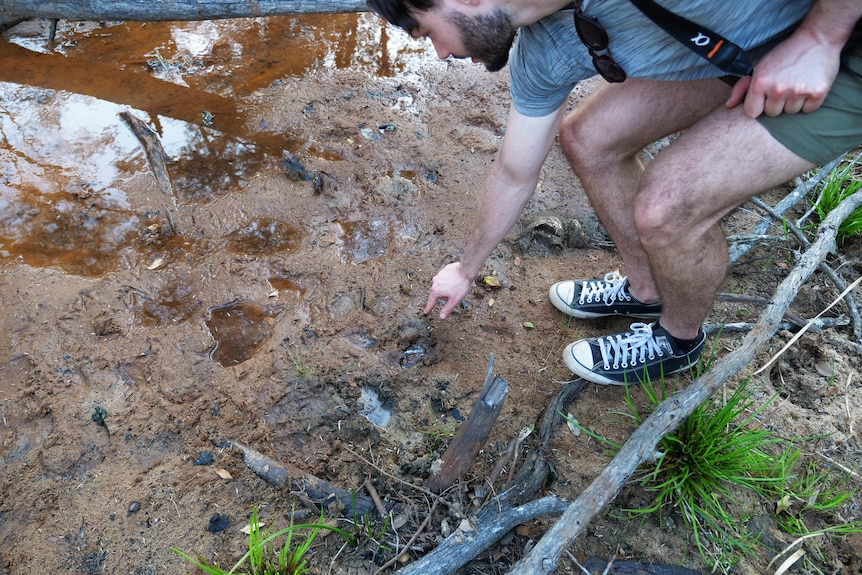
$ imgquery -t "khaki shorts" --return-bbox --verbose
[756,41,862,165]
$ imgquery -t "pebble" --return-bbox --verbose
[208,514,229,533]
[193,451,214,466]
[127,501,141,514]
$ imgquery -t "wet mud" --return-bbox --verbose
[1,14,862,575]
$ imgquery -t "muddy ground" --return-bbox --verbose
[1,17,862,575]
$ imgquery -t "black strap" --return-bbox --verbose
[628,0,754,76]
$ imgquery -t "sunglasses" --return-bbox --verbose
[574,8,626,83]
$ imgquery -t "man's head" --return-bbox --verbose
[366,0,518,72]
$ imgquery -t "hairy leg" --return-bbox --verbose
[634,105,816,339]
[559,78,730,303]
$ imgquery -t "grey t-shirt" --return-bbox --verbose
[509,0,814,116]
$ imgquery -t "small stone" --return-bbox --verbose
[193,451,214,466]
[208,514,229,533]
[127,501,142,514]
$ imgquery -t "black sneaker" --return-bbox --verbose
[549,273,662,319]
[563,322,706,385]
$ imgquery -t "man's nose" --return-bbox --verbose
[432,40,451,60]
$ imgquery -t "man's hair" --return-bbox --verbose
[366,0,436,34]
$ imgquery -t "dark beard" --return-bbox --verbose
[450,9,518,72]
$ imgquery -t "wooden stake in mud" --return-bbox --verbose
[119,111,178,233]
[426,354,509,493]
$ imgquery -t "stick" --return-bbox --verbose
[397,495,569,575]
[509,186,862,575]
[749,195,862,340]
[1,0,368,22]
[119,111,178,233]
[227,439,377,517]
[728,156,843,264]
[426,354,509,493]
[389,380,588,574]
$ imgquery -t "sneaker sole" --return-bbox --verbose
[549,285,662,320]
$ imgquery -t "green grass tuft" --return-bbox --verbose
[812,158,862,239]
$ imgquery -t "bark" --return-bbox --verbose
[508,186,862,575]
[1,0,368,25]
[426,355,509,493]
[394,380,589,575]
[120,112,175,200]
[228,439,378,518]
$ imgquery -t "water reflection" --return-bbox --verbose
[157,116,277,204]
[0,14,436,275]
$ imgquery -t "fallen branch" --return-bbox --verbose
[392,380,588,574]
[509,186,862,574]
[728,156,843,264]
[703,316,848,335]
[227,439,377,517]
[749,194,862,340]
[1,0,368,24]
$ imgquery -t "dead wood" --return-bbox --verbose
[509,187,862,575]
[426,354,509,493]
[582,556,702,574]
[119,111,178,232]
[227,439,377,518]
[703,316,849,335]
[728,156,843,265]
[1,1,368,23]
[750,194,862,341]
[393,380,588,574]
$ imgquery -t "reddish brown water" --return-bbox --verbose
[0,15,430,277]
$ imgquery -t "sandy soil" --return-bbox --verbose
[2,18,862,575]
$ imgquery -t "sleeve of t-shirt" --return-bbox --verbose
[508,21,594,117]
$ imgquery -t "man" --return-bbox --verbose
[366,0,862,384]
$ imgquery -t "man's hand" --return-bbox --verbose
[726,26,842,118]
[423,262,472,319]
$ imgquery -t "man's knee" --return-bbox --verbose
[559,112,592,167]
[633,182,687,248]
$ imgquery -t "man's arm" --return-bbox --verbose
[423,104,566,319]
[727,0,862,117]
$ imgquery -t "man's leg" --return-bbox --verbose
[634,105,816,339]
[559,78,732,304]
[556,78,817,385]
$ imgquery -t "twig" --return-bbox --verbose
[374,496,441,575]
[845,373,855,440]
[714,292,808,326]
[509,179,862,575]
[363,478,388,517]
[728,156,843,264]
[750,195,862,340]
[565,551,592,575]
[343,445,449,506]
[753,275,862,376]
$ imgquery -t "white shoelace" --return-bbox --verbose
[597,322,673,370]
[578,272,631,306]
